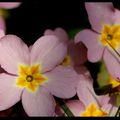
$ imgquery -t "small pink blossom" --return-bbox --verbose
[0,34,78,116]
[44,28,87,74]
[75,2,120,81]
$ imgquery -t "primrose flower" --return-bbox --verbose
[0,35,78,116]
[44,28,87,72]
[55,70,118,117]
[75,74,117,116]
[75,2,120,81]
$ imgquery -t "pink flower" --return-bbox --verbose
[55,69,118,116]
[75,3,120,81]
[44,28,87,72]
[0,34,78,116]
[75,74,117,116]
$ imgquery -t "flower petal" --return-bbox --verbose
[44,66,78,98]
[103,48,120,81]
[66,100,85,116]
[77,74,99,107]
[75,29,104,62]
[44,28,69,43]
[68,41,87,65]
[85,2,114,33]
[0,35,29,75]
[0,2,21,9]
[0,16,5,32]
[22,87,55,116]
[0,73,22,111]
[0,29,5,39]
[31,35,67,73]
[101,95,118,116]
[113,9,120,24]
[98,95,110,108]
[74,65,91,77]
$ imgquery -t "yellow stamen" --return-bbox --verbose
[108,76,120,88]
[62,55,71,67]
[100,24,120,49]
[80,103,108,117]
[16,64,47,92]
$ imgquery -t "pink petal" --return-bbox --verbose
[102,104,117,116]
[29,45,32,52]
[0,73,23,111]
[103,48,120,81]
[77,74,99,107]
[0,29,5,39]
[66,100,85,116]
[101,95,118,116]
[74,65,91,77]
[68,41,87,65]
[75,29,104,62]
[31,35,67,73]
[0,16,5,32]
[98,95,110,108]
[85,2,114,33]
[0,2,21,9]
[0,35,29,75]
[44,29,55,35]
[113,9,120,24]
[44,65,78,98]
[44,28,69,43]
[22,87,55,116]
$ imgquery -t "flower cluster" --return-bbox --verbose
[0,2,120,117]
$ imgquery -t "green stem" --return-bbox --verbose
[55,97,74,117]
[115,106,120,117]
[60,101,74,117]
[105,40,120,58]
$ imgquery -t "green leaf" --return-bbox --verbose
[68,28,83,39]
[116,94,120,107]
[97,61,110,87]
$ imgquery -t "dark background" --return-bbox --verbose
[6,2,90,46]
[6,1,118,46]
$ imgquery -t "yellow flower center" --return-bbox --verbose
[100,24,120,49]
[62,55,71,67]
[26,75,33,82]
[80,103,108,117]
[108,76,120,88]
[16,64,47,92]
